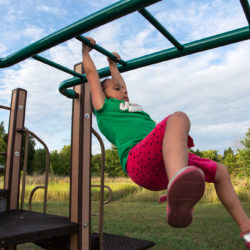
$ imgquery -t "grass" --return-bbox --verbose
[19,175,250,203]
[2,175,249,249]
[18,201,250,250]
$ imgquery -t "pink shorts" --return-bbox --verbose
[126,116,217,191]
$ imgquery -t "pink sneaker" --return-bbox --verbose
[167,166,205,228]
[241,230,250,249]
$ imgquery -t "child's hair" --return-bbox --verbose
[100,78,110,95]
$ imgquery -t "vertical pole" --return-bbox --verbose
[20,132,29,210]
[4,88,27,210]
[70,63,92,250]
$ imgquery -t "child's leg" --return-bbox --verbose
[162,111,190,179]
[162,112,205,228]
[214,163,250,233]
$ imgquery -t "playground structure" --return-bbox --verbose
[0,0,250,249]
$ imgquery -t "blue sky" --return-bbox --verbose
[0,0,250,155]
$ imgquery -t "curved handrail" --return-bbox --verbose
[91,185,113,217]
[91,184,113,206]
[0,0,160,68]
[17,128,50,214]
[28,185,45,211]
[59,26,250,98]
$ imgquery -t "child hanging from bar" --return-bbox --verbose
[82,37,250,249]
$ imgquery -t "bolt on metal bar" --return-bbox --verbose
[0,0,161,68]
[59,26,250,98]
[76,36,127,66]
[240,0,250,26]
[32,55,85,79]
[138,8,183,50]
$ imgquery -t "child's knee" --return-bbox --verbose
[169,111,190,129]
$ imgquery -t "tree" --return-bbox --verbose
[104,149,127,177]
[91,153,102,176]
[21,131,36,174]
[200,149,222,162]
[236,128,250,177]
[32,148,47,174]
[222,147,236,174]
[0,121,7,176]
[0,122,36,174]
[0,121,7,166]
[50,145,71,176]
[189,148,203,157]
[58,145,71,176]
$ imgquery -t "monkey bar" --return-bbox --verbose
[0,0,249,98]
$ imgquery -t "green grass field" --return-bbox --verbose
[18,200,250,250]
[21,175,250,203]
[15,175,249,249]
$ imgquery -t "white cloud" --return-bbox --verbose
[36,5,60,14]
[197,121,250,135]
[0,0,249,155]
[22,26,45,42]
[155,0,247,42]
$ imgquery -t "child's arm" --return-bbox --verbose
[108,52,127,89]
[82,37,105,111]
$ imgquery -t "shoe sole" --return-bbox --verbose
[167,167,205,228]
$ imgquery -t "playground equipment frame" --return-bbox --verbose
[0,0,250,249]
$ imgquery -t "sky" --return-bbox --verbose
[0,0,250,155]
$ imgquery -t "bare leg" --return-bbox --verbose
[163,112,190,180]
[162,112,205,228]
[214,163,250,233]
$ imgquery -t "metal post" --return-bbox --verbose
[4,88,27,210]
[70,63,92,250]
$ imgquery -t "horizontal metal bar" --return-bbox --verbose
[240,0,250,26]
[138,8,183,50]
[0,105,11,110]
[0,0,161,68]
[32,55,84,79]
[59,26,250,98]
[76,36,127,66]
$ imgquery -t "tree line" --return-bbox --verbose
[0,121,249,177]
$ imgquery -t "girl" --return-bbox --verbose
[82,37,250,248]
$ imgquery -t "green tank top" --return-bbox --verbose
[94,98,156,172]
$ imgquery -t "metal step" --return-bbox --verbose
[0,209,78,248]
[0,210,155,249]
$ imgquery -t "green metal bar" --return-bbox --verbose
[240,0,250,26]
[0,0,161,68]
[59,26,250,98]
[138,8,183,50]
[32,55,85,79]
[76,36,127,66]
